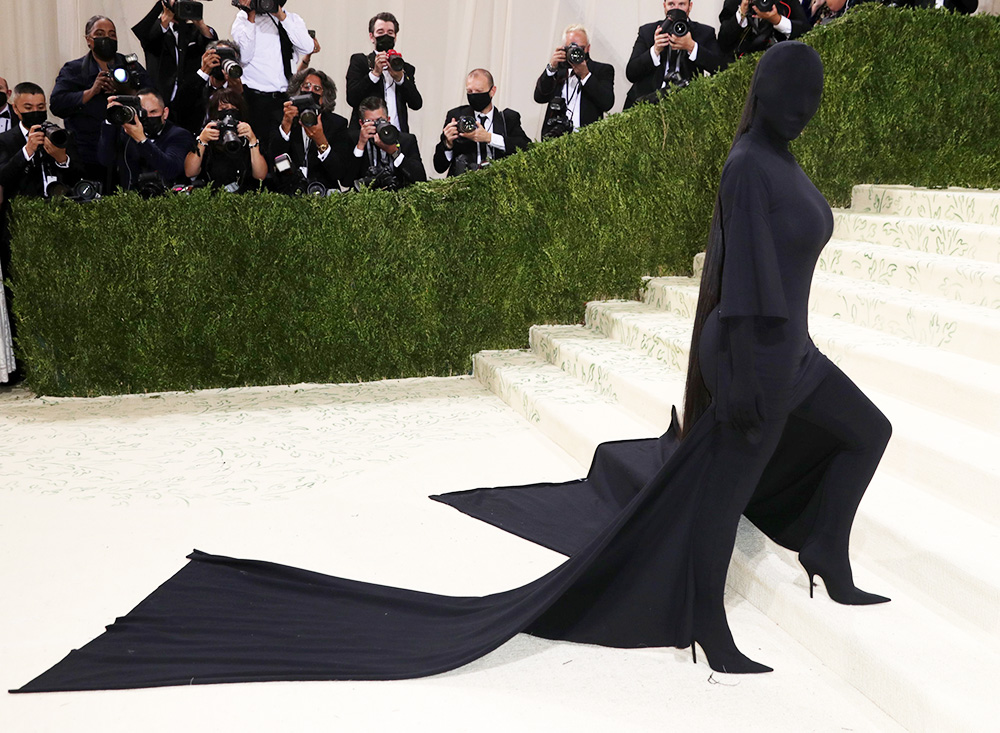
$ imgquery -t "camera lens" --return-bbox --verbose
[112,68,130,85]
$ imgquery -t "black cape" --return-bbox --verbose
[13,407,839,693]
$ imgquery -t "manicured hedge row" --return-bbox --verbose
[10,6,1000,396]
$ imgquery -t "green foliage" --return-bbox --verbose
[10,6,1000,396]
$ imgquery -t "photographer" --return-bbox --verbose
[173,40,246,134]
[434,69,531,177]
[534,25,614,136]
[346,13,423,134]
[131,1,217,105]
[0,77,12,134]
[231,0,315,158]
[0,83,82,374]
[348,96,425,191]
[270,68,351,192]
[98,88,195,192]
[50,16,152,187]
[624,0,726,109]
[719,0,808,58]
[185,88,266,192]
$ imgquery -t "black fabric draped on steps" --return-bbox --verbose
[13,408,839,693]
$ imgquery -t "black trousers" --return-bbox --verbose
[244,87,287,161]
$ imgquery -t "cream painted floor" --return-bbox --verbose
[0,377,903,732]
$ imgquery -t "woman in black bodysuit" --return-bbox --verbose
[682,40,891,673]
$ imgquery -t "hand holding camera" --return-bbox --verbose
[84,71,116,104]
[752,0,782,25]
[653,26,671,55]
[198,121,221,146]
[458,118,490,144]
[442,119,460,149]
[662,11,695,53]
[280,100,300,135]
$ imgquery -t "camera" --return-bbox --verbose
[39,121,69,148]
[216,114,243,153]
[232,0,280,13]
[374,119,400,146]
[288,93,320,127]
[386,50,405,73]
[136,171,168,199]
[753,0,776,11]
[106,95,145,125]
[456,115,477,134]
[48,179,103,203]
[110,54,143,90]
[664,71,690,91]
[662,9,690,38]
[213,45,243,80]
[560,43,586,69]
[165,0,206,22]
[541,97,574,140]
[272,153,307,195]
[353,164,400,192]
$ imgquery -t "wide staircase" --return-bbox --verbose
[472,185,1000,732]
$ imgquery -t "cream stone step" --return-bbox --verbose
[639,279,1000,433]
[850,184,1000,228]
[809,271,1000,365]
[729,518,1000,733]
[472,350,659,468]
[819,239,1000,309]
[527,324,685,422]
[524,320,1000,636]
[832,210,1000,264]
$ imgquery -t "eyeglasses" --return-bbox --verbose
[300,82,324,93]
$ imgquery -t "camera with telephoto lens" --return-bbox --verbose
[753,0,776,11]
[559,43,586,70]
[136,171,168,199]
[288,93,320,127]
[386,50,405,73]
[39,121,69,148]
[541,97,574,140]
[232,0,280,14]
[662,9,690,37]
[374,118,400,146]
[106,95,145,125]
[353,164,400,192]
[213,45,243,80]
[111,54,143,91]
[215,114,242,153]
[456,115,477,134]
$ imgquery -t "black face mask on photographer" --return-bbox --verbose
[467,91,492,113]
[374,34,395,53]
[93,37,118,63]
[19,110,48,130]
[141,116,164,138]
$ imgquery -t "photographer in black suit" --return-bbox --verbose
[270,68,352,192]
[719,0,808,59]
[625,0,726,109]
[434,69,531,177]
[186,88,267,193]
[0,77,13,134]
[346,13,423,134]
[534,25,615,135]
[173,40,246,135]
[131,1,217,105]
[50,16,152,187]
[0,83,83,366]
[347,96,425,191]
[98,88,195,192]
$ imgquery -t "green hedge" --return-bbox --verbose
[11,6,1000,397]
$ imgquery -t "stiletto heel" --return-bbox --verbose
[689,638,772,674]
[799,544,889,605]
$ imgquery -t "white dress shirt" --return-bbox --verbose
[737,13,793,37]
[545,68,591,131]
[231,11,313,92]
[367,67,406,130]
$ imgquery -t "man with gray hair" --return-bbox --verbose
[534,24,615,137]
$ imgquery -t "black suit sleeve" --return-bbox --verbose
[50,61,88,120]
[785,0,810,40]
[97,123,118,168]
[397,63,423,112]
[346,54,380,110]
[691,24,726,74]
[316,115,350,186]
[269,124,295,164]
[432,110,456,175]
[132,4,167,56]
[395,134,426,185]
[625,28,657,84]
[581,62,615,115]
[138,126,194,184]
[0,133,28,191]
[534,69,560,104]
[501,110,531,154]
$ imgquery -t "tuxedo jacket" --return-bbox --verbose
[269,111,353,191]
[718,0,809,58]
[131,2,217,104]
[0,126,83,200]
[534,58,615,129]
[432,106,531,176]
[624,20,726,109]
[345,129,426,189]
[0,106,14,136]
[345,53,423,134]
[50,52,152,166]
[97,120,194,190]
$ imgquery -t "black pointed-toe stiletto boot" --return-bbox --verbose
[798,542,890,605]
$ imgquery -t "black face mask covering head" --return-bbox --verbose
[19,110,48,130]
[92,36,118,63]
[750,41,823,143]
[0,91,7,110]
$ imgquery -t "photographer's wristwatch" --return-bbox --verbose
[317,142,330,155]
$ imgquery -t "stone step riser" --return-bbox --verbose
[832,212,1000,265]
[807,279,1000,367]
[528,326,999,635]
[819,242,1000,310]
[850,185,1000,228]
[638,283,1000,433]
